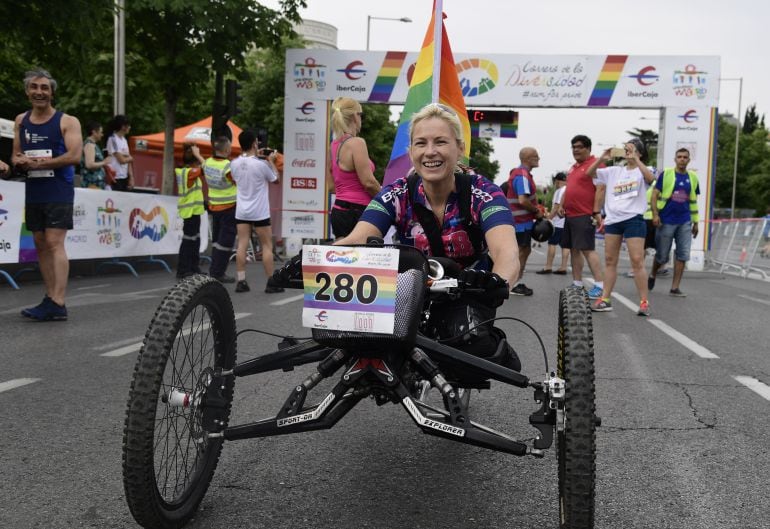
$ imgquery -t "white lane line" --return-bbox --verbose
[647,319,719,359]
[0,378,42,393]
[100,312,251,357]
[610,291,638,312]
[76,283,111,290]
[734,376,770,401]
[737,294,770,307]
[270,294,304,306]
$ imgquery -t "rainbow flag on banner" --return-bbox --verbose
[383,0,471,186]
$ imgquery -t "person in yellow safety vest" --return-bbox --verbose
[648,147,700,297]
[203,136,237,283]
[175,143,207,279]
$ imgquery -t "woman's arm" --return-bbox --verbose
[484,224,519,285]
[334,220,383,246]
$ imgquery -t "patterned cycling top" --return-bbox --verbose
[359,171,514,267]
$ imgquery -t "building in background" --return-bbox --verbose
[294,19,338,50]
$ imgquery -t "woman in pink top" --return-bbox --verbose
[329,97,381,237]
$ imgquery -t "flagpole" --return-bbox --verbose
[431,0,443,103]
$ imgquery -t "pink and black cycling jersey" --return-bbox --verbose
[359,172,514,267]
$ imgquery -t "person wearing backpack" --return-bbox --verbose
[334,103,521,370]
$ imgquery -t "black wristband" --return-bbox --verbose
[592,211,600,215]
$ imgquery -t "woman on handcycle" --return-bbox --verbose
[333,103,521,370]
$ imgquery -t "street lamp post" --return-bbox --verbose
[366,16,412,50]
[721,77,743,219]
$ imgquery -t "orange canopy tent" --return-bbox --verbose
[129,116,243,191]
[131,115,243,161]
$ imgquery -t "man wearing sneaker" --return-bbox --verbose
[649,148,700,298]
[229,130,282,294]
[505,147,542,296]
[562,135,605,299]
[13,69,82,321]
[587,140,655,315]
[203,136,236,283]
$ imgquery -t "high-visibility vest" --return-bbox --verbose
[643,183,654,220]
[656,168,699,223]
[175,167,204,219]
[203,157,236,206]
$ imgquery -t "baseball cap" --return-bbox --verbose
[553,172,567,181]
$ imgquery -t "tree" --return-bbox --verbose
[125,0,306,194]
[742,104,765,135]
[469,137,500,181]
[715,114,770,214]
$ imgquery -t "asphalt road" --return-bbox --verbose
[1,248,769,529]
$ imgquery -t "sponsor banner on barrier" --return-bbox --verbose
[0,181,208,263]
[0,181,25,264]
[285,50,720,108]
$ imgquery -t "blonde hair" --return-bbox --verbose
[408,103,464,146]
[330,97,362,138]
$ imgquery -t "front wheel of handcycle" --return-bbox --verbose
[123,275,237,529]
[557,286,596,529]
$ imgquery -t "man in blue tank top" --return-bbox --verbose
[12,69,82,321]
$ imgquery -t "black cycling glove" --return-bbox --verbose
[272,251,303,287]
[458,269,509,307]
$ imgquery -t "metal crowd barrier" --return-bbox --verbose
[707,218,770,280]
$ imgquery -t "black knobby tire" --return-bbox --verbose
[123,275,237,529]
[557,286,596,529]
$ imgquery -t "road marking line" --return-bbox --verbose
[734,376,770,401]
[738,294,770,307]
[647,319,719,359]
[610,291,638,312]
[270,294,304,306]
[75,283,111,290]
[100,312,251,357]
[0,378,42,393]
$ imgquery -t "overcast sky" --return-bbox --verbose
[268,0,767,185]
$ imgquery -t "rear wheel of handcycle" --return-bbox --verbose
[123,275,237,529]
[556,286,596,529]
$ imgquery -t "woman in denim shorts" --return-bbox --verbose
[586,139,656,315]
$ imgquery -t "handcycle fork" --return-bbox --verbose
[277,349,350,420]
[409,347,470,425]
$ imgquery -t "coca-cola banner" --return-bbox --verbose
[282,97,329,239]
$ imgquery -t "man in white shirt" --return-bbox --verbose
[229,129,281,293]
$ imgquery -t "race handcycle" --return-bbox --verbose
[122,243,598,529]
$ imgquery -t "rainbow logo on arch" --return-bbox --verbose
[129,206,169,241]
[457,58,498,97]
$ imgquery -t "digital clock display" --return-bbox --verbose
[467,109,516,124]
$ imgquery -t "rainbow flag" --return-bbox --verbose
[383,0,471,186]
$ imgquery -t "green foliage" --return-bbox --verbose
[715,114,770,215]
[469,137,499,181]
[359,104,396,182]
[742,104,765,135]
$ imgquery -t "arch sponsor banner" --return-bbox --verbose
[0,181,208,263]
[285,50,720,108]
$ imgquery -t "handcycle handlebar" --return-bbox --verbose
[272,248,508,306]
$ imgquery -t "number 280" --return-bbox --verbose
[314,272,378,304]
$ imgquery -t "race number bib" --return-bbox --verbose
[25,149,54,178]
[302,245,398,334]
[612,178,639,199]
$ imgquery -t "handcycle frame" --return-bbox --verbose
[207,329,563,457]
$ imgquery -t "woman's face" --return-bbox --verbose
[93,127,103,141]
[353,108,362,134]
[409,117,463,184]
